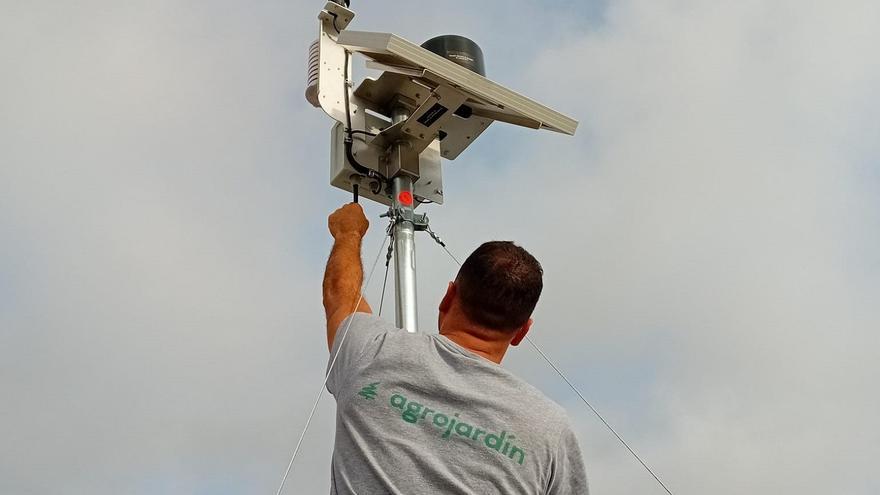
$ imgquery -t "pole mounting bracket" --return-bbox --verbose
[380,207,446,247]
[380,206,427,228]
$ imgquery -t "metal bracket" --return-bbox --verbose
[380,208,446,247]
[381,207,427,228]
[318,2,354,32]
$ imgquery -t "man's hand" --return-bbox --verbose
[329,203,369,240]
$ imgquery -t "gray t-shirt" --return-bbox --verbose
[326,313,588,495]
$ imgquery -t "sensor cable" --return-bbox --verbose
[341,50,386,190]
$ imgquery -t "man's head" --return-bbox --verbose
[439,241,543,347]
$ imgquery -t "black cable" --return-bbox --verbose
[342,50,388,184]
[349,129,377,137]
[343,140,371,175]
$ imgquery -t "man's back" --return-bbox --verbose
[327,314,588,494]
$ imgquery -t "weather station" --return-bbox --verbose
[305,0,577,333]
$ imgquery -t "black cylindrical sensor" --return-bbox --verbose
[421,35,486,76]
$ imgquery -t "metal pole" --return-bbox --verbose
[391,107,419,332]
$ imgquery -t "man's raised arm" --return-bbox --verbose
[323,203,373,351]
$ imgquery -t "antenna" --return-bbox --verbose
[305,1,577,332]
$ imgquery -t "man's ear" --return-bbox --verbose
[439,281,456,313]
[510,318,533,347]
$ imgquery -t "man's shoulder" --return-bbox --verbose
[341,313,400,344]
[509,374,572,426]
[347,312,395,330]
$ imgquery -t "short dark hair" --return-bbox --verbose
[455,241,543,331]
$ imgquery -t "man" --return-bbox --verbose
[323,203,588,494]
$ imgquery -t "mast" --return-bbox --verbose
[390,106,419,332]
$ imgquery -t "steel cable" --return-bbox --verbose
[275,232,389,495]
[431,239,675,495]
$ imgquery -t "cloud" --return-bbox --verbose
[1,0,878,494]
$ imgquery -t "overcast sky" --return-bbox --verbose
[2,0,878,494]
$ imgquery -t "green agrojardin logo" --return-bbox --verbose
[387,392,527,466]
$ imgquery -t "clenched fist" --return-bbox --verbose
[328,203,369,240]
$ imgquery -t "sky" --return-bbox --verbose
[1,0,878,494]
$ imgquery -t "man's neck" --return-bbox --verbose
[439,327,510,364]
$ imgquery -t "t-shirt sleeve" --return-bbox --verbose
[546,424,589,495]
[326,312,395,395]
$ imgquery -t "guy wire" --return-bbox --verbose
[524,338,675,495]
[377,222,395,317]
[431,239,675,495]
[275,231,389,495]
[377,244,394,316]
[377,256,391,317]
